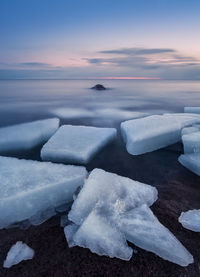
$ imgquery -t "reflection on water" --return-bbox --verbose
[0,79,200,128]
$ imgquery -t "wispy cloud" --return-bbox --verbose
[100,47,175,55]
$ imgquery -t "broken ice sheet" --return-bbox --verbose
[118,204,193,266]
[66,169,193,266]
[3,241,34,268]
[65,209,133,261]
[0,156,87,228]
[0,118,59,154]
[41,125,117,164]
[182,131,200,154]
[179,209,200,232]
[68,168,158,225]
[121,114,200,155]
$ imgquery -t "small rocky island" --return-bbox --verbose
[91,84,106,90]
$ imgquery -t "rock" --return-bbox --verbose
[91,84,106,90]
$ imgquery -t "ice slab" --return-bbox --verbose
[182,132,200,154]
[0,156,87,228]
[96,109,149,120]
[181,127,199,136]
[41,125,117,164]
[179,210,200,232]
[118,204,193,266]
[121,114,200,155]
[66,169,193,265]
[65,210,133,261]
[178,153,200,176]
[68,168,158,226]
[3,241,34,268]
[184,107,200,114]
[0,118,59,154]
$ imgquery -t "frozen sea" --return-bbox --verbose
[0,79,200,277]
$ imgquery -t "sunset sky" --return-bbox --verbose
[1,0,200,79]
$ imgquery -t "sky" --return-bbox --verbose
[0,0,200,79]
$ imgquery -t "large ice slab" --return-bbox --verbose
[184,107,200,114]
[68,168,158,225]
[118,204,193,266]
[179,210,200,232]
[0,118,59,153]
[178,153,200,176]
[121,114,200,155]
[3,241,34,268]
[182,132,200,154]
[66,168,193,265]
[41,125,117,164]
[65,210,133,261]
[0,156,87,228]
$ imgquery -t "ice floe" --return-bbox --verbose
[3,241,34,268]
[0,156,87,228]
[178,153,200,176]
[179,209,200,232]
[0,118,59,154]
[65,169,193,266]
[41,125,117,164]
[121,114,200,155]
[118,204,193,266]
[181,126,199,136]
[182,132,200,154]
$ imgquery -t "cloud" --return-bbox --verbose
[99,47,175,55]
[18,62,52,68]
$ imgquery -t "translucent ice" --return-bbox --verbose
[121,114,200,155]
[65,209,133,261]
[41,125,117,164]
[0,156,87,228]
[66,169,193,265]
[179,209,200,232]
[118,204,193,266]
[68,168,158,225]
[178,153,200,176]
[0,118,59,154]
[182,132,200,154]
[3,241,34,268]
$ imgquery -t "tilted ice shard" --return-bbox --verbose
[179,210,200,232]
[121,114,200,155]
[182,131,200,154]
[3,241,34,268]
[65,209,133,261]
[0,118,59,153]
[0,156,87,228]
[178,153,200,176]
[68,168,158,225]
[117,204,193,266]
[41,125,117,164]
[184,107,200,114]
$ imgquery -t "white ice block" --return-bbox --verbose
[0,156,87,228]
[0,118,59,153]
[3,241,34,268]
[179,209,200,232]
[178,153,200,176]
[118,204,193,267]
[65,209,133,261]
[68,168,158,226]
[182,132,200,154]
[121,114,200,155]
[41,125,117,164]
